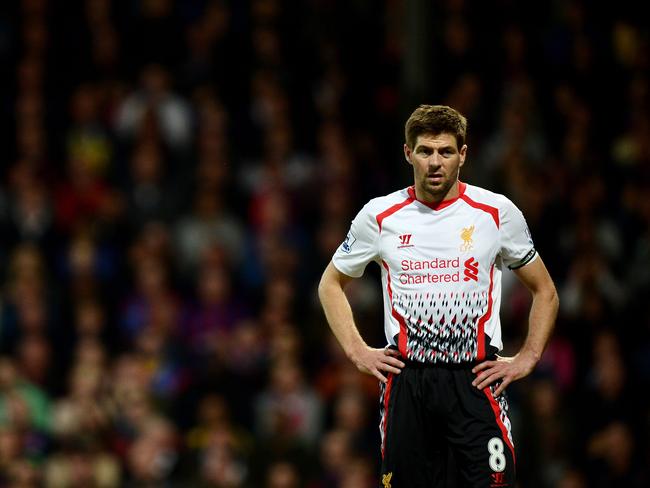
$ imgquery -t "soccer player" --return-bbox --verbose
[318,105,559,487]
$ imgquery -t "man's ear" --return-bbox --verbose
[403,143,413,165]
[459,144,468,167]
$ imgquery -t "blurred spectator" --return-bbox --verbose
[254,357,323,449]
[44,448,121,488]
[53,156,123,235]
[0,357,50,458]
[585,420,647,487]
[315,428,353,487]
[557,468,587,488]
[51,364,109,440]
[188,394,252,487]
[120,255,179,342]
[67,84,113,178]
[116,64,192,151]
[124,139,174,228]
[182,266,247,358]
[127,416,179,484]
[3,178,54,249]
[265,460,301,488]
[517,377,575,488]
[331,388,374,454]
[174,188,245,276]
[339,455,375,488]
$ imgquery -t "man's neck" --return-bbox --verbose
[415,180,460,204]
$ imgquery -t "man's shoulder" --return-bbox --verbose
[362,187,412,215]
[463,183,513,209]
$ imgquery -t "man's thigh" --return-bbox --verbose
[446,370,517,488]
[379,369,451,488]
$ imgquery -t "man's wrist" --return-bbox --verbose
[346,343,368,363]
[518,347,541,364]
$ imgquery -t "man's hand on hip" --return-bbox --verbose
[349,346,405,383]
[470,351,538,396]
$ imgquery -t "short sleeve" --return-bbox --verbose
[499,198,538,270]
[332,203,380,278]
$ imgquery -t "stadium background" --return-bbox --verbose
[0,0,649,486]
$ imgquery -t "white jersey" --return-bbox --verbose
[332,182,537,364]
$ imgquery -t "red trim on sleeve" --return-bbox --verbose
[476,264,495,360]
[382,260,408,357]
[459,192,500,228]
[376,194,415,232]
[381,373,394,459]
[483,388,516,465]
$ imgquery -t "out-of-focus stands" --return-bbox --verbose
[0,1,649,487]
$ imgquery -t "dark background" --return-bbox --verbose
[0,0,649,486]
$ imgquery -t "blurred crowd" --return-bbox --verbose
[0,0,649,487]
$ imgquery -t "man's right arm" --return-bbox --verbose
[318,261,404,383]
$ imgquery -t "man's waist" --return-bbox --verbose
[387,343,494,369]
[401,357,483,369]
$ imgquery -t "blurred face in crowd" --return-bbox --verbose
[266,461,300,488]
[404,132,466,203]
[0,427,21,462]
[199,267,230,304]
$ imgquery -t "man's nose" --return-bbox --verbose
[429,153,442,166]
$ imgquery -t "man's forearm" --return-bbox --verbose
[318,278,368,361]
[520,287,559,361]
[318,262,405,383]
[472,280,559,394]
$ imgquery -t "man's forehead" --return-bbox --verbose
[414,132,458,148]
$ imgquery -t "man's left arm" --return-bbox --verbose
[471,256,559,396]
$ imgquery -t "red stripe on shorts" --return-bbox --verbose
[483,388,516,466]
[381,373,394,459]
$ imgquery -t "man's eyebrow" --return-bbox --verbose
[415,144,455,151]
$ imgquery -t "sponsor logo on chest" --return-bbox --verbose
[395,224,483,285]
[395,225,478,251]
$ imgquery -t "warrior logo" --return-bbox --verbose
[490,472,508,487]
[398,234,414,248]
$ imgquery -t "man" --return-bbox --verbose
[318,105,559,487]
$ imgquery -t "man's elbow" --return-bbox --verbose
[545,283,560,312]
[318,266,336,302]
[318,263,347,303]
[532,279,559,309]
[317,274,329,302]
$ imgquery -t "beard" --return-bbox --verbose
[419,173,457,201]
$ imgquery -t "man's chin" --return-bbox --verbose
[424,183,446,195]
[421,181,453,200]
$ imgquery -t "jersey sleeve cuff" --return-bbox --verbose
[507,248,538,270]
[331,257,364,278]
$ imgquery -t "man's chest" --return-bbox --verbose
[378,209,500,276]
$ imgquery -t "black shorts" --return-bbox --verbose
[379,361,516,488]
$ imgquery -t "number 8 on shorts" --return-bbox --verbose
[488,437,506,472]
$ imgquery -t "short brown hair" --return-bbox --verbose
[404,105,467,149]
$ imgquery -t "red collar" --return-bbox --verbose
[407,181,466,210]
